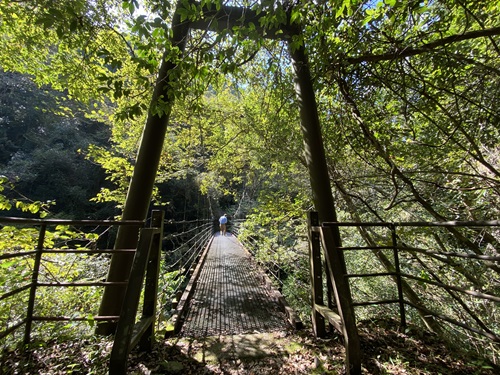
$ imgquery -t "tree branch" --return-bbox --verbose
[189,3,285,40]
[345,26,500,65]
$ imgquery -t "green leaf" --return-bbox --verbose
[290,10,301,25]
[48,8,63,19]
[0,260,16,269]
[177,8,189,22]
[69,19,78,32]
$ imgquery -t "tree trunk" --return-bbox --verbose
[288,41,337,224]
[288,34,361,375]
[96,4,190,335]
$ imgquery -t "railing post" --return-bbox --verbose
[24,224,46,346]
[390,224,406,328]
[307,212,326,337]
[109,228,157,375]
[321,224,361,375]
[139,210,164,351]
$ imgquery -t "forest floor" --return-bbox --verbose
[1,319,498,374]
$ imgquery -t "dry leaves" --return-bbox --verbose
[1,320,498,374]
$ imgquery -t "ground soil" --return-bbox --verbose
[2,319,497,374]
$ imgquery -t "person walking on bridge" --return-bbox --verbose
[219,213,228,236]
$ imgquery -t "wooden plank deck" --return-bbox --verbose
[180,233,291,337]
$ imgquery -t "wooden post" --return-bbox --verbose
[109,228,158,375]
[325,260,335,332]
[24,223,46,346]
[139,210,164,351]
[390,224,406,329]
[308,212,326,337]
[321,225,361,375]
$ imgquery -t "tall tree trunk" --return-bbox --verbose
[96,4,190,335]
[288,34,361,374]
[288,41,337,224]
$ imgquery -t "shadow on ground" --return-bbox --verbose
[357,319,499,375]
[1,320,497,374]
[132,321,500,375]
[128,340,218,374]
[130,331,291,374]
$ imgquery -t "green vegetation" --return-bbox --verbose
[1,0,499,372]
[0,72,114,219]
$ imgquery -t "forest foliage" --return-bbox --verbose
[0,0,499,367]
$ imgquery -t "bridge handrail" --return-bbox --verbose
[310,215,500,344]
[231,220,311,310]
[174,226,212,273]
[163,218,213,225]
[163,221,213,241]
[1,211,216,373]
[161,224,215,317]
[321,220,500,227]
[0,216,145,346]
[0,216,144,226]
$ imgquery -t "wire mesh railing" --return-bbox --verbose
[231,219,311,312]
[158,219,215,322]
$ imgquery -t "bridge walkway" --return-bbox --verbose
[180,233,291,337]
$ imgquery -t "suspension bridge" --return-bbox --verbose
[1,211,499,375]
[178,233,291,337]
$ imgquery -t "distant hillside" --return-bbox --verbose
[0,70,115,219]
